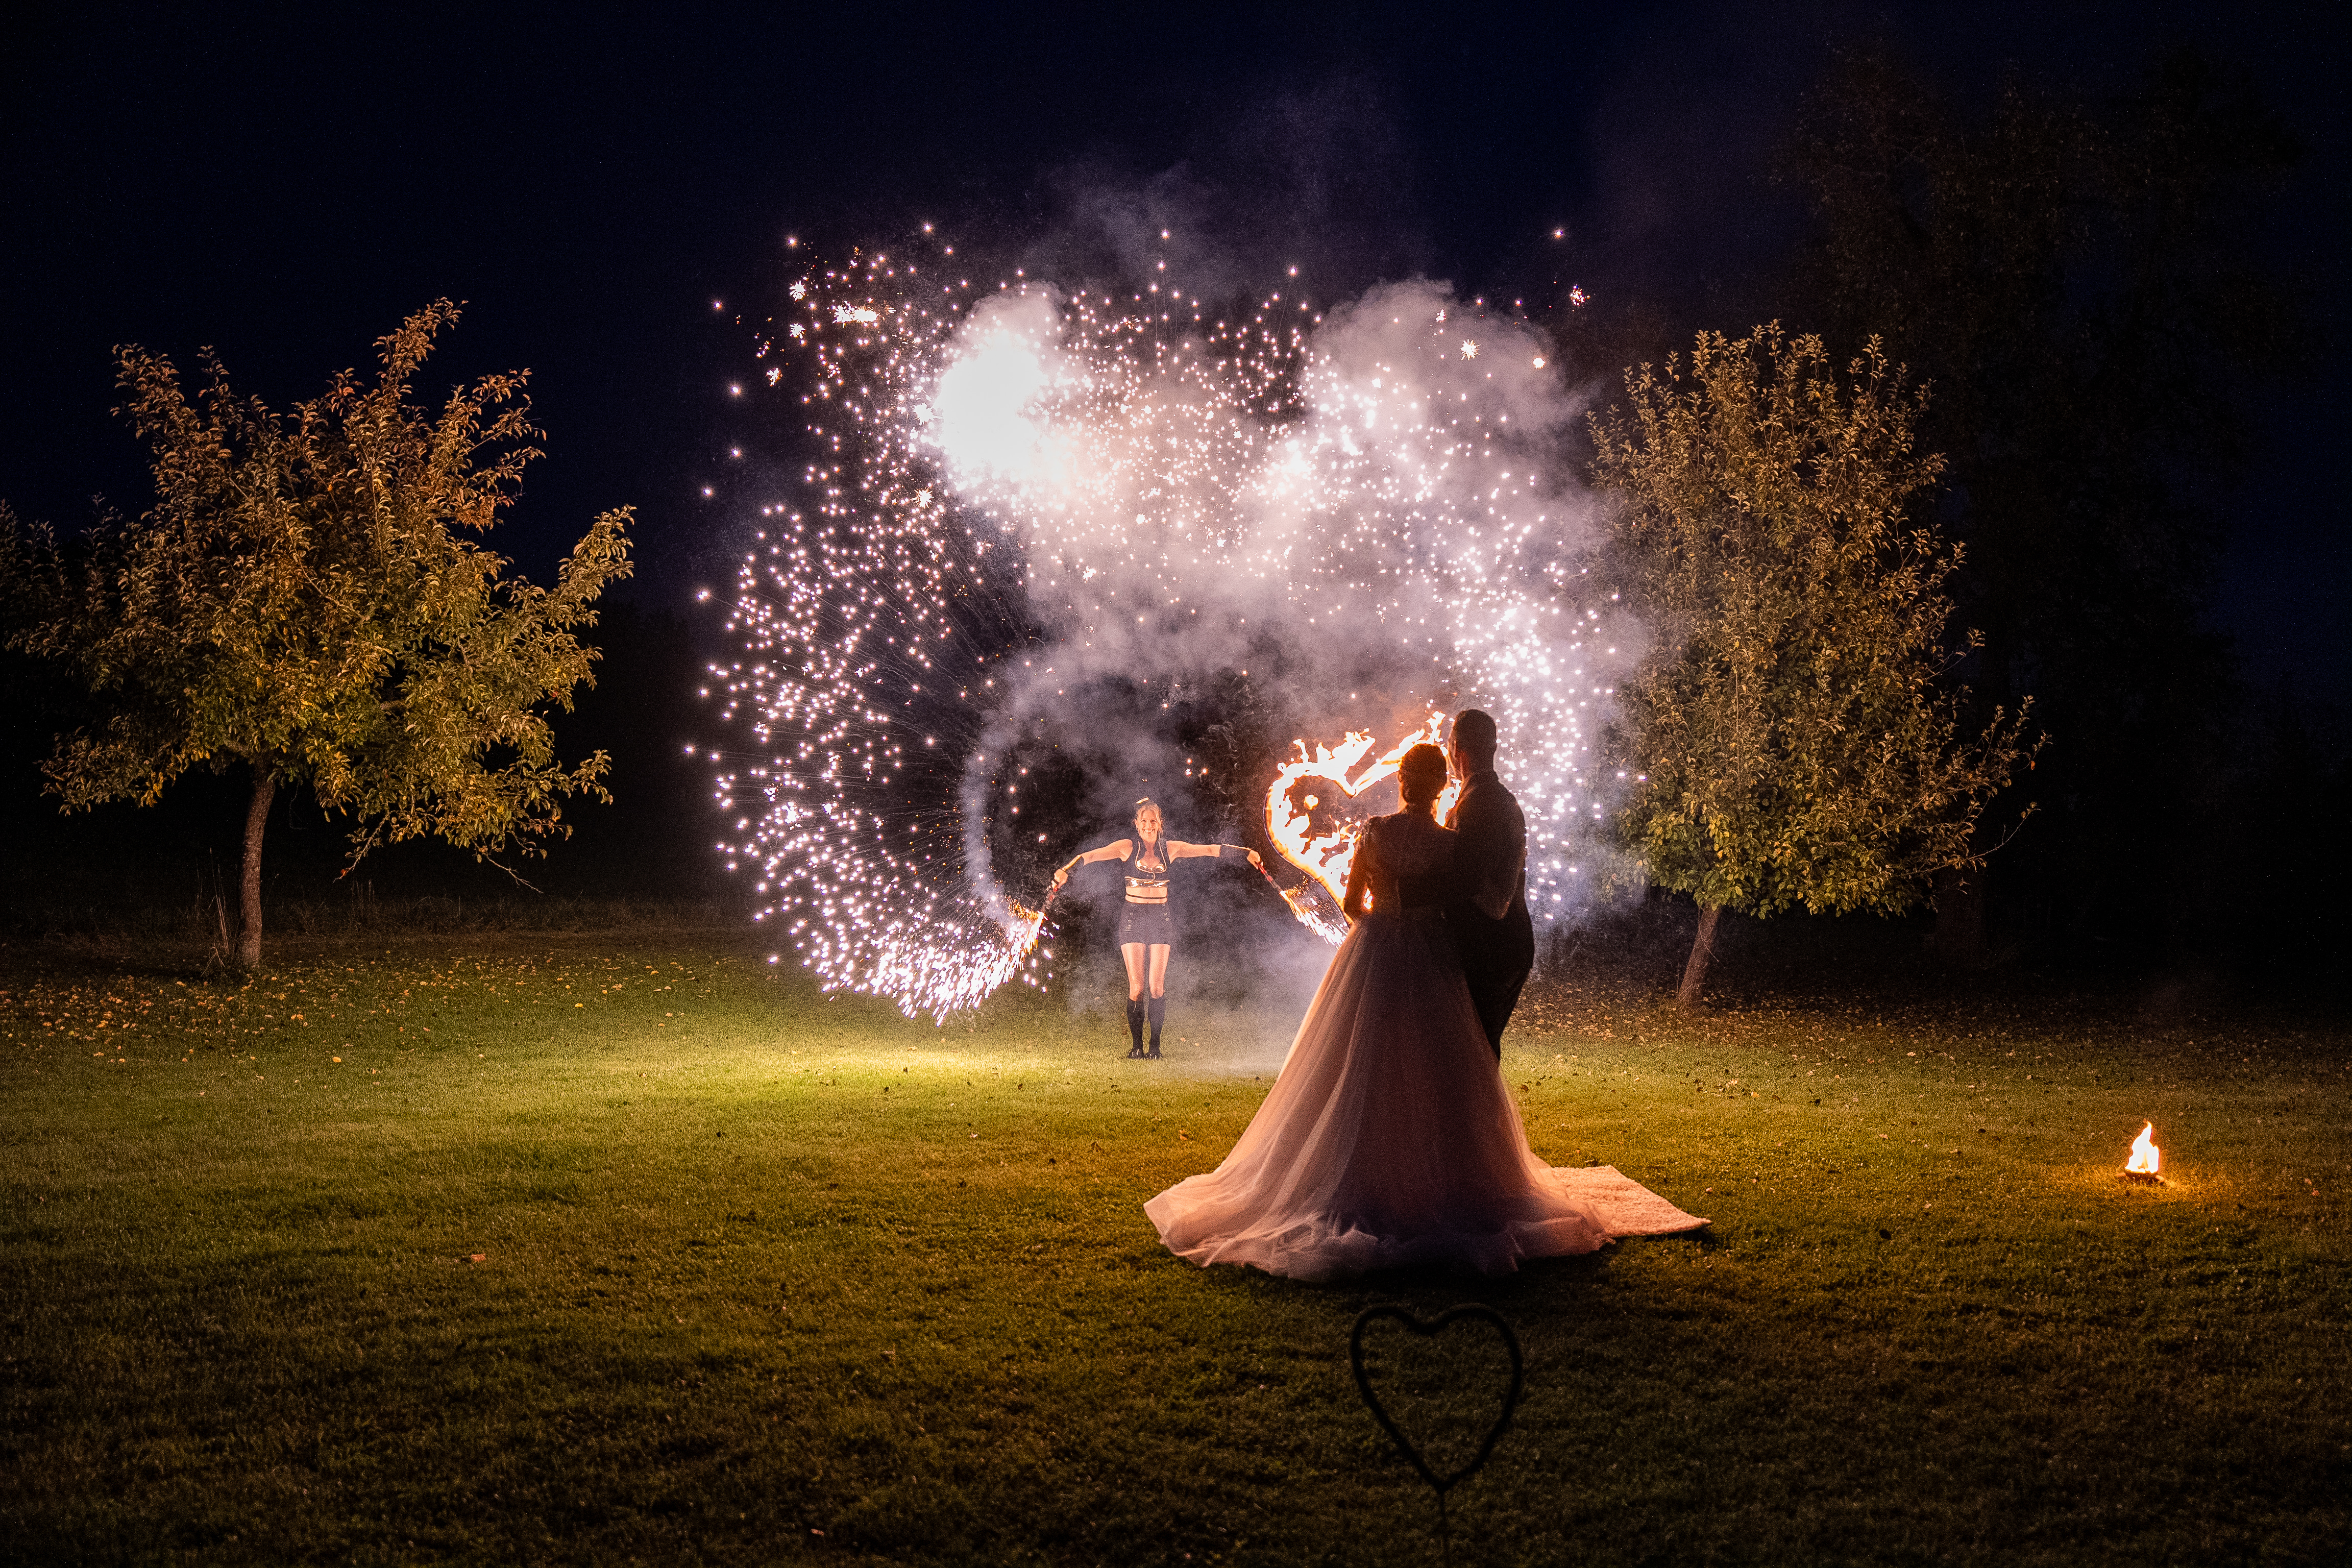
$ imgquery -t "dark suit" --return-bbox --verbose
[1445,770,1535,1058]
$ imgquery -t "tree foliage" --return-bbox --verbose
[0,301,631,961]
[1590,327,2038,1001]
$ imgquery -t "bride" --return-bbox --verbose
[1144,743,1707,1281]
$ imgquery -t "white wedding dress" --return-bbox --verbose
[1144,811,1708,1282]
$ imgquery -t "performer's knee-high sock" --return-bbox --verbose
[1147,995,1166,1050]
[1125,998,1146,1053]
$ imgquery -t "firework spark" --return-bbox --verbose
[1261,715,1463,942]
[710,243,1626,1017]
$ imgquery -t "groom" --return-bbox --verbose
[1444,709,1534,1060]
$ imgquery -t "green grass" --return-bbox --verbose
[2,932,2346,1565]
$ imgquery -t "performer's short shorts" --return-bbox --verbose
[1116,900,1177,946]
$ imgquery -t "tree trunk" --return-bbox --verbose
[1677,903,1723,1008]
[237,767,276,968]
[1932,864,1986,966]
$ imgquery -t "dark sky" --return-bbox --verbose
[7,1,2344,692]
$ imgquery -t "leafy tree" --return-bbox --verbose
[1590,326,2038,1005]
[1775,47,2301,961]
[0,302,632,965]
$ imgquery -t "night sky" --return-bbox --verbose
[7,1,2344,692]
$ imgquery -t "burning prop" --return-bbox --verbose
[2121,1122,2163,1185]
[1264,716,1462,944]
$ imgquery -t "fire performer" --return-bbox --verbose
[1052,798,1265,1059]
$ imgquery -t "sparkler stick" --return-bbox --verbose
[1245,853,1351,945]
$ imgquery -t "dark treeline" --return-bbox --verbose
[3,42,2342,1005]
[1549,44,2347,999]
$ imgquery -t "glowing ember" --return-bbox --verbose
[2125,1122,2161,1177]
[1265,716,1461,942]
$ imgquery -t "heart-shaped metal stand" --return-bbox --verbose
[1350,1303,1523,1562]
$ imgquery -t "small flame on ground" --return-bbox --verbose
[2125,1122,2161,1176]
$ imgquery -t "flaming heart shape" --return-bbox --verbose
[1265,716,1461,942]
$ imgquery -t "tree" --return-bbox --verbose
[0,302,632,965]
[1589,326,2038,1006]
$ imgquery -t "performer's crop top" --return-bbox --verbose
[1124,836,1170,903]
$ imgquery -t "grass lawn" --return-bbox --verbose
[2,929,2346,1565]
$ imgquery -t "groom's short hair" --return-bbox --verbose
[1451,708,1497,758]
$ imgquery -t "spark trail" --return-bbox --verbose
[711,243,1630,1018]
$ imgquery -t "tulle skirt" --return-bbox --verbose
[1143,910,1708,1281]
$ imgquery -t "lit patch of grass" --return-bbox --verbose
[2,933,2345,1564]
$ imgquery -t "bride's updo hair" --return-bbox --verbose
[1398,743,1449,809]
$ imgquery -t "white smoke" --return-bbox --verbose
[929,275,1638,933]
[718,249,1645,1028]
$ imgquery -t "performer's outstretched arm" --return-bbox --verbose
[1168,839,1264,869]
[1051,839,1134,889]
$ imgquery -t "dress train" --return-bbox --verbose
[1143,814,1706,1281]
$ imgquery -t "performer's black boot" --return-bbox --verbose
[1146,996,1166,1058]
[1124,997,1147,1058]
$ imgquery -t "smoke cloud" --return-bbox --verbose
[718,132,1647,1033]
[928,273,1640,949]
